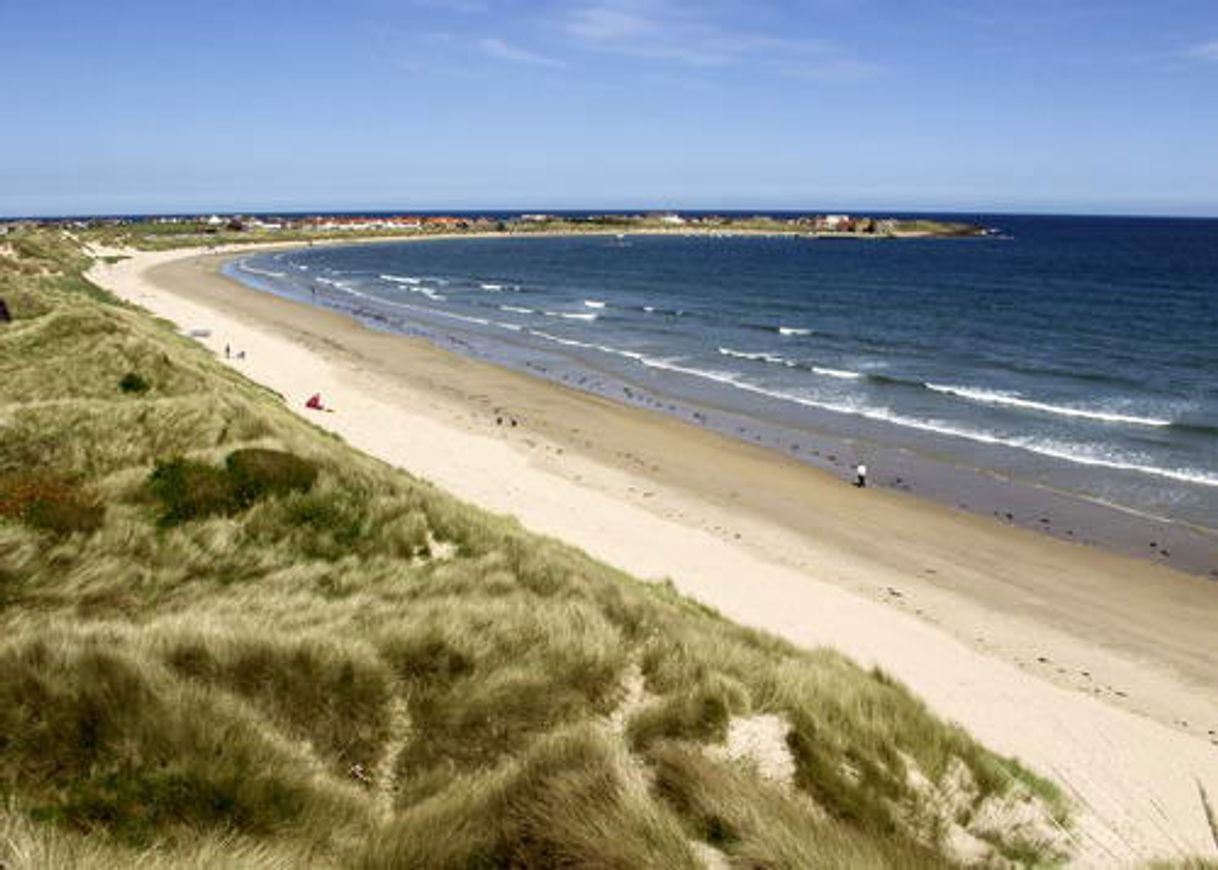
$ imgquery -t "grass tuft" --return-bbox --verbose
[362,726,701,869]
[627,673,750,750]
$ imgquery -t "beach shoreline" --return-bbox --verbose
[226,240,1218,578]
[90,243,1218,864]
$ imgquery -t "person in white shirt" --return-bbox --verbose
[855,463,867,488]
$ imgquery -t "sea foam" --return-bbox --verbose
[239,263,287,279]
[545,343,1218,487]
[718,347,862,380]
[925,383,1172,427]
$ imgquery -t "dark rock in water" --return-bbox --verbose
[0,298,10,323]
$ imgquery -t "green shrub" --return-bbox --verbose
[226,448,318,507]
[119,372,150,394]
[147,458,236,524]
[0,472,104,535]
[147,450,319,524]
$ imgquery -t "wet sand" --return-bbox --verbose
[90,244,1218,865]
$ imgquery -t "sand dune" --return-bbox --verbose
[89,244,1218,866]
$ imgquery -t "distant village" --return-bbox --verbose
[0,212,982,238]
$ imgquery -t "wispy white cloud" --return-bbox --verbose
[478,37,567,68]
[567,5,657,42]
[1185,39,1218,62]
[560,0,880,76]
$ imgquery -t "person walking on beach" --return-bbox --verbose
[855,463,867,488]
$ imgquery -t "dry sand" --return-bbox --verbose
[89,244,1218,866]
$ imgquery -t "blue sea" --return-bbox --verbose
[227,215,1218,565]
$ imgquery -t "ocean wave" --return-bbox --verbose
[717,347,862,380]
[1170,419,1218,437]
[748,387,1216,486]
[530,330,597,350]
[584,300,606,309]
[925,383,1172,427]
[481,283,503,291]
[814,366,863,380]
[377,275,446,301]
[865,373,923,388]
[314,278,501,330]
[529,331,648,362]
[641,305,686,316]
[239,263,287,279]
[718,347,790,366]
[465,322,1218,487]
[778,327,812,336]
[853,408,1218,486]
[499,305,535,314]
[544,311,598,321]
[576,355,1218,488]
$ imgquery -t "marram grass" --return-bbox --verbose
[1,230,1071,867]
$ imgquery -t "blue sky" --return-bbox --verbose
[2,0,1217,217]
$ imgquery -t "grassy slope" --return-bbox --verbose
[1,231,1067,868]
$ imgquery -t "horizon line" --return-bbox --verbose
[4,206,1217,222]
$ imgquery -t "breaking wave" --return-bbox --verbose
[717,347,861,380]
[239,263,287,279]
[924,383,1172,427]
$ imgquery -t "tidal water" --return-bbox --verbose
[227,215,1218,569]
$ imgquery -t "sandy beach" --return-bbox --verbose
[89,243,1218,865]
